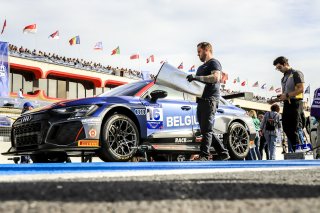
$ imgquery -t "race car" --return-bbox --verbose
[3,80,256,162]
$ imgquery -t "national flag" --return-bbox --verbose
[69,36,80,45]
[237,77,240,82]
[261,83,267,89]
[23,24,37,34]
[305,85,310,94]
[1,19,6,34]
[233,79,237,84]
[275,88,282,93]
[93,42,103,50]
[252,81,259,87]
[269,86,274,91]
[178,62,183,69]
[188,65,195,72]
[130,54,139,60]
[111,46,120,55]
[48,30,59,39]
[146,55,154,63]
[241,81,246,86]
[220,72,228,84]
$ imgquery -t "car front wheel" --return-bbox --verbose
[98,114,139,162]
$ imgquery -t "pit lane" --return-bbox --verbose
[1,141,320,213]
[0,162,319,213]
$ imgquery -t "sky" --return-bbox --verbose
[0,0,319,98]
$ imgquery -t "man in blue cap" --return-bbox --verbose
[22,102,34,114]
[20,101,34,163]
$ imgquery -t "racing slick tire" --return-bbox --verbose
[31,152,69,163]
[225,122,250,160]
[98,114,140,162]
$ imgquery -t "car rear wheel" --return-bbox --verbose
[98,114,139,162]
[226,122,250,160]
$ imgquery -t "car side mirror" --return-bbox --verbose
[150,90,167,102]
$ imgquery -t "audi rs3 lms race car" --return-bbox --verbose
[3,80,256,162]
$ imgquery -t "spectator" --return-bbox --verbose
[258,113,269,160]
[18,88,24,99]
[22,101,34,114]
[260,104,282,160]
[248,110,262,160]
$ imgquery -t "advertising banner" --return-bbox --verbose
[0,41,9,97]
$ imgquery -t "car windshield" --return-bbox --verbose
[98,81,151,97]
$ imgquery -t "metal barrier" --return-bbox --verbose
[0,109,20,143]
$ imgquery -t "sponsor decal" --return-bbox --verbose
[166,115,199,127]
[78,140,99,147]
[89,129,97,138]
[146,106,163,129]
[134,108,146,116]
[81,118,102,124]
[175,138,192,143]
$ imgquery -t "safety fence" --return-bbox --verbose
[0,108,21,143]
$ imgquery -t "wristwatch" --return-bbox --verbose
[285,93,289,98]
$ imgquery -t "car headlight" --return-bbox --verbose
[52,105,98,117]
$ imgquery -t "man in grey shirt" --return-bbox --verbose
[269,56,304,152]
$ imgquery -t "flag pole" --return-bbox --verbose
[138,53,141,74]
[265,86,267,99]
[34,31,37,51]
[309,84,312,111]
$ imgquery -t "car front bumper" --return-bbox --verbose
[2,111,102,156]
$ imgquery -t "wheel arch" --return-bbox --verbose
[228,119,249,131]
[100,106,141,140]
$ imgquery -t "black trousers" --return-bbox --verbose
[282,99,303,152]
[196,99,229,157]
[259,134,269,160]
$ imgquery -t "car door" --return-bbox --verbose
[140,84,194,143]
[184,93,230,136]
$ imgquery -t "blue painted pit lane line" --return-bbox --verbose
[0,160,320,175]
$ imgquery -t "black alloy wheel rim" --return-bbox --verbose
[230,125,249,155]
[107,118,137,157]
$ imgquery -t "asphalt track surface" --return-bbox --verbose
[0,161,320,213]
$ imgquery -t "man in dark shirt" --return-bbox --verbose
[186,42,230,161]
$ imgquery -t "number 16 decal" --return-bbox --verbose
[146,107,163,121]
[146,106,163,129]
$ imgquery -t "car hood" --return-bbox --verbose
[29,96,141,113]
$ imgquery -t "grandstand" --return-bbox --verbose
[1,44,310,124]
[7,44,148,103]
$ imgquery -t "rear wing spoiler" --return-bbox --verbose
[222,92,253,100]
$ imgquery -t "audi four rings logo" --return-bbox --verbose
[18,115,32,123]
[134,109,146,115]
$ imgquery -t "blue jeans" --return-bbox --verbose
[254,134,262,160]
[264,132,277,160]
[298,128,305,144]
[246,148,257,160]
